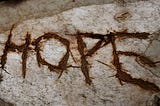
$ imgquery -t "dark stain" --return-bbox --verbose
[32,33,60,72]
[0,25,32,78]
[79,94,87,98]
[96,32,160,92]
[32,32,76,78]
[0,27,74,79]
[109,33,124,85]
[0,0,26,6]
[117,51,140,56]
[0,74,3,83]
[153,95,160,106]
[76,33,92,85]
[116,70,160,92]
[117,51,157,67]
[0,26,159,92]
[0,25,13,72]
[81,33,105,40]
[0,25,17,74]
[86,40,103,57]
[115,32,150,39]
[138,56,157,67]
[22,32,31,78]
[81,33,110,57]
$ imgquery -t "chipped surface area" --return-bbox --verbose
[0,1,160,106]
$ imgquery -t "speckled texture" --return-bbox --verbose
[0,1,160,106]
[0,0,159,33]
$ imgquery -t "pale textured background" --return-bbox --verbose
[0,0,159,33]
[0,0,160,106]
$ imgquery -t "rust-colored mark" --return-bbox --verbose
[32,32,75,77]
[81,33,110,57]
[81,33,105,40]
[0,27,76,79]
[84,33,105,57]
[0,26,159,92]
[0,25,32,78]
[109,33,124,85]
[32,33,60,72]
[117,51,157,67]
[22,32,31,78]
[116,71,160,92]
[0,25,14,73]
[0,25,23,74]
[86,40,103,56]
[137,56,157,67]
[115,32,150,39]
[76,33,92,85]
[117,51,140,56]
[96,32,160,92]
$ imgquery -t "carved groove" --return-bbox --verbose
[0,26,160,92]
[76,33,92,85]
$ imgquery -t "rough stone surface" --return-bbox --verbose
[0,1,160,106]
[0,0,159,33]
